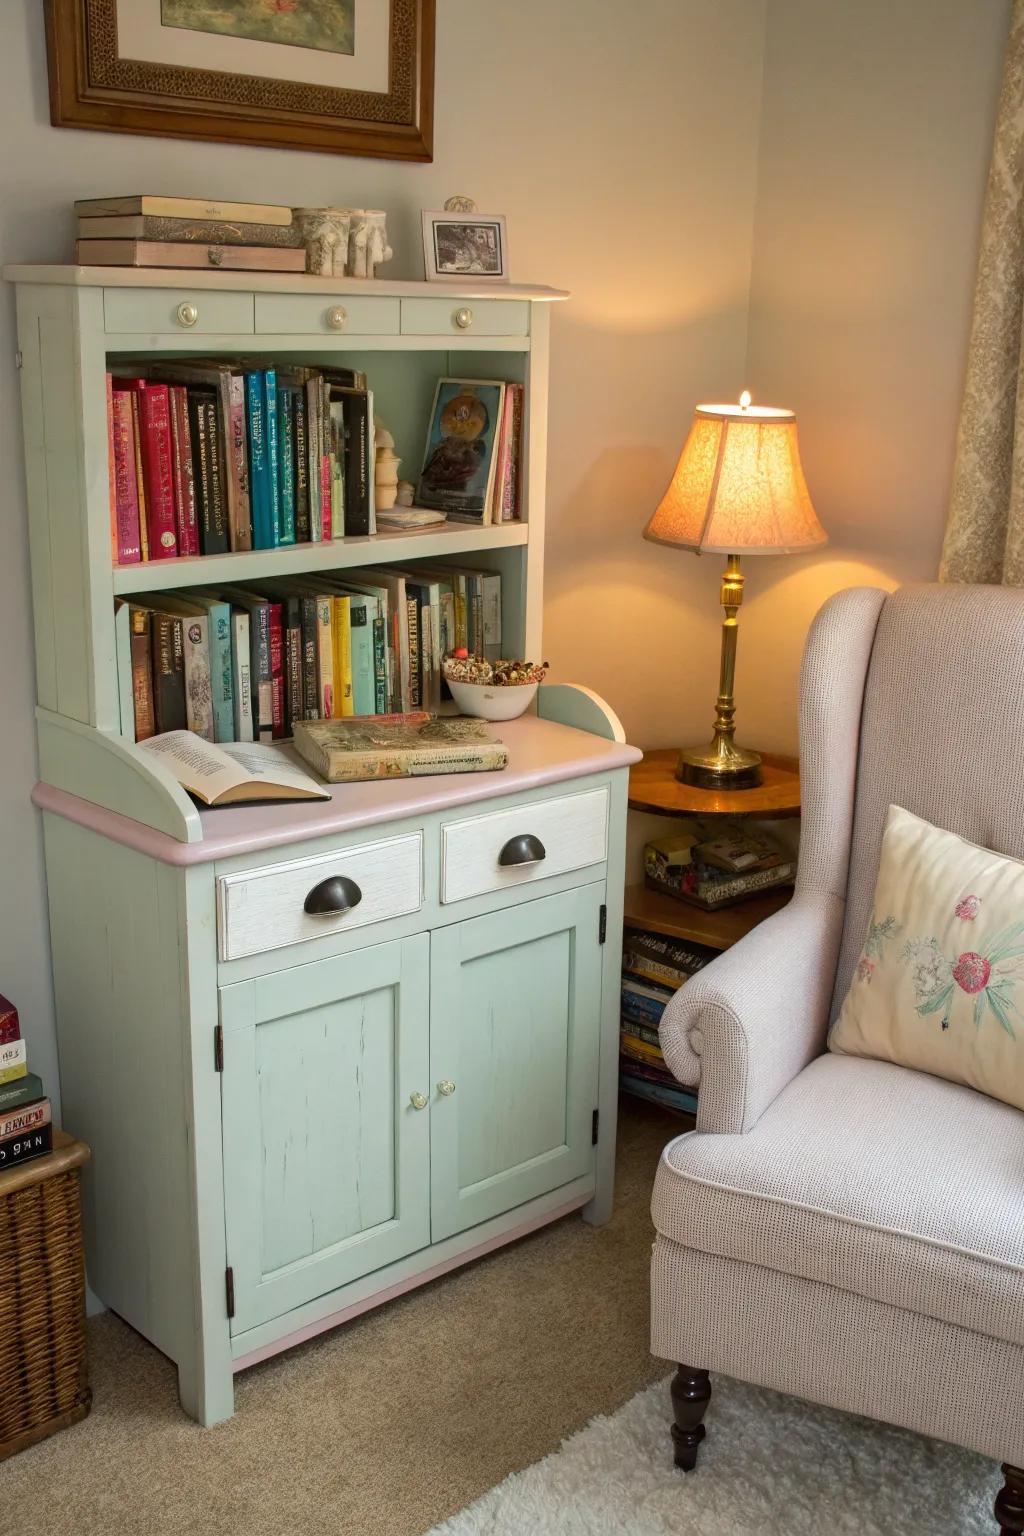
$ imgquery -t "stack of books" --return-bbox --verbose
[76,196,305,273]
[618,929,716,1115]
[107,362,375,564]
[0,995,53,1171]
[115,564,502,743]
[644,819,796,910]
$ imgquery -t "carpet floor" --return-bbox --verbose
[0,1096,679,1536]
[428,1374,1003,1536]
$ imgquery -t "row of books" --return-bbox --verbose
[116,564,502,743]
[618,929,715,1116]
[644,818,796,911]
[0,994,53,1171]
[77,194,305,272]
[107,362,375,565]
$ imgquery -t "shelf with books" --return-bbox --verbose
[111,520,529,595]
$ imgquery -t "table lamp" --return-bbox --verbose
[644,391,827,789]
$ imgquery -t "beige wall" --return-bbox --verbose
[0,0,766,1101]
[738,0,1010,754]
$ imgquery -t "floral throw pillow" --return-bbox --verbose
[830,804,1024,1112]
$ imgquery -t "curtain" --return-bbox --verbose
[941,0,1024,585]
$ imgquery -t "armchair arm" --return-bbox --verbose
[659,890,846,1133]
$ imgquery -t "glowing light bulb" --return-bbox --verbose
[739,390,752,410]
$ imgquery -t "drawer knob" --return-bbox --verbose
[453,307,474,330]
[409,1092,428,1111]
[176,302,199,328]
[325,305,348,330]
[498,833,546,868]
[303,874,362,916]
[437,1079,456,1097]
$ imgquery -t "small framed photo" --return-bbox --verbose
[422,212,509,283]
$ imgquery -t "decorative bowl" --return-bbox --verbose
[446,678,539,721]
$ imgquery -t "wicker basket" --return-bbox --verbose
[0,1131,91,1458]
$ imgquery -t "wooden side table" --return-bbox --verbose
[625,749,801,955]
[0,1131,92,1459]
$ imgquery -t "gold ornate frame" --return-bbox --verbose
[45,0,434,162]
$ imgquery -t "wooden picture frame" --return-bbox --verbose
[44,0,435,163]
[421,212,509,283]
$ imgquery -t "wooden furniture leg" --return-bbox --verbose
[670,1365,711,1472]
[997,1466,1024,1535]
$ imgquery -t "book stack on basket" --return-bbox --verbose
[644,817,796,910]
[619,930,715,1115]
[0,994,53,1170]
[76,195,306,272]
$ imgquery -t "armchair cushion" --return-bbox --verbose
[651,1054,1024,1348]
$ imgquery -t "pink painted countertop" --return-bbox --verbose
[33,716,642,867]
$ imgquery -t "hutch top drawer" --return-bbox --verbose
[440,786,609,905]
[104,288,256,335]
[400,298,530,337]
[254,293,400,335]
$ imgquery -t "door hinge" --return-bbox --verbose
[592,1108,600,1145]
[14,350,23,370]
[225,1265,235,1319]
[214,1023,224,1072]
[598,904,607,944]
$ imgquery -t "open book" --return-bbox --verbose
[139,732,330,807]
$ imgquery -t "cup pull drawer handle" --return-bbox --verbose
[303,875,363,915]
[498,833,546,868]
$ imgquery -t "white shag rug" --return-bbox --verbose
[428,1374,1002,1535]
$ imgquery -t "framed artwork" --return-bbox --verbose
[421,212,508,283]
[44,0,435,162]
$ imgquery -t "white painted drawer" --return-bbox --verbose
[217,833,422,961]
[399,298,530,337]
[104,288,255,335]
[254,294,400,335]
[440,788,609,905]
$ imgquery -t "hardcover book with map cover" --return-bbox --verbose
[293,716,508,782]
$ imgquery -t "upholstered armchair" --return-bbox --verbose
[651,584,1024,1534]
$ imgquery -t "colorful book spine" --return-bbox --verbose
[152,612,187,733]
[246,372,273,550]
[189,391,228,555]
[502,382,524,522]
[109,389,142,563]
[294,389,310,541]
[277,387,296,545]
[316,597,335,719]
[618,1071,697,1117]
[0,1039,28,1086]
[268,603,285,739]
[0,1122,53,1168]
[305,377,322,542]
[129,390,150,561]
[347,596,376,716]
[620,1018,662,1048]
[264,369,281,546]
[129,606,156,741]
[300,597,320,721]
[331,595,352,718]
[137,383,179,558]
[106,372,117,559]
[227,374,252,552]
[0,1071,44,1114]
[0,996,19,1047]
[198,600,233,743]
[282,597,303,733]
[179,611,214,741]
[230,610,254,743]
[0,1098,51,1142]
[167,386,199,557]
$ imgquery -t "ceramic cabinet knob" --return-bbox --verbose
[176,302,199,328]
[453,307,474,330]
[409,1092,428,1111]
[437,1079,456,1097]
[325,305,348,331]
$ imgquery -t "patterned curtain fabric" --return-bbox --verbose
[941,0,1024,585]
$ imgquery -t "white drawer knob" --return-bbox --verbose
[176,302,199,328]
[325,305,348,330]
[437,1079,456,1097]
[453,307,474,330]
[409,1091,428,1111]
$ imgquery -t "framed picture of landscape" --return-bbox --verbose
[44,0,435,162]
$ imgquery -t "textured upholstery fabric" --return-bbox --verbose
[650,1243,1024,1467]
[659,585,886,1132]
[652,1055,1024,1348]
[651,583,1024,1476]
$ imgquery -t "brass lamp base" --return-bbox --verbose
[675,741,762,790]
[677,552,763,790]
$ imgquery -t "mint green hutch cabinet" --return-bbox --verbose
[6,265,640,1425]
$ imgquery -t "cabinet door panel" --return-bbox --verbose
[220,935,430,1333]
[430,885,603,1241]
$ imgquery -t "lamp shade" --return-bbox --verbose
[643,400,827,555]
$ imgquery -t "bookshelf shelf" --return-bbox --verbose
[111,519,529,595]
[623,881,793,952]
